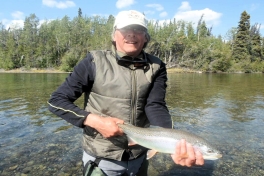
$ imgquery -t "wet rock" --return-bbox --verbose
[26,161,34,166]
[22,167,31,174]
[15,173,21,176]
[76,161,82,167]
[58,173,70,176]
[1,170,12,176]
[49,150,56,155]
[38,164,46,170]
[9,165,18,170]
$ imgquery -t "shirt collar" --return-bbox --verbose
[111,46,148,67]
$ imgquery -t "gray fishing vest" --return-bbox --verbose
[83,50,162,161]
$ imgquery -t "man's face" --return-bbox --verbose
[114,25,147,57]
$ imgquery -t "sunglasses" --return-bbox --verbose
[117,26,146,34]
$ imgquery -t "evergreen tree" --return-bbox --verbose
[186,22,195,41]
[21,14,39,67]
[262,37,264,60]
[78,8,82,18]
[196,15,210,41]
[249,23,262,61]
[0,10,263,72]
[232,11,250,62]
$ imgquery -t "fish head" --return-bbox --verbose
[195,143,222,160]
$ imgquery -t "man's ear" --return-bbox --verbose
[112,30,116,42]
[112,35,116,42]
[143,33,150,48]
[145,33,150,42]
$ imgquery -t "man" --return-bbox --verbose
[48,10,204,176]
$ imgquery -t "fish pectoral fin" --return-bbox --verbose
[146,149,158,160]
[127,136,137,146]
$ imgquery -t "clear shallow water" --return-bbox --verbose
[0,73,84,175]
[0,73,264,176]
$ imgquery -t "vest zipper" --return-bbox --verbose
[131,69,137,125]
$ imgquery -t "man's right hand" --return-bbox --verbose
[83,113,124,138]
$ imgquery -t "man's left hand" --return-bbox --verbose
[171,139,204,167]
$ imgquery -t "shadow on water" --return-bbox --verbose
[1,73,264,175]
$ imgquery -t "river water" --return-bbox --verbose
[0,73,264,176]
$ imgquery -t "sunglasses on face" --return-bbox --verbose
[117,26,146,34]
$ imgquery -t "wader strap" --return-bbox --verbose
[83,158,102,176]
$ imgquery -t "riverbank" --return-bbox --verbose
[1,67,262,74]
[167,67,202,73]
[0,68,66,73]
[0,67,201,73]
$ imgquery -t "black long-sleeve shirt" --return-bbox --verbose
[48,53,172,129]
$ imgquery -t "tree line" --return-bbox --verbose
[0,9,263,72]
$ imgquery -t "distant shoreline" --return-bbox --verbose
[0,67,262,74]
[167,67,203,73]
[0,68,67,73]
[0,67,200,73]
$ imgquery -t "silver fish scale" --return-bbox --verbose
[119,124,209,145]
[118,123,220,157]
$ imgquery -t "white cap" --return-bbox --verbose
[114,10,148,29]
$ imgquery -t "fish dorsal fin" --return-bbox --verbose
[147,149,158,160]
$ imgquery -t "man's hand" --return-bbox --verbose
[171,139,204,167]
[83,113,124,138]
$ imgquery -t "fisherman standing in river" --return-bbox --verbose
[48,10,204,176]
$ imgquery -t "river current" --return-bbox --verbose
[0,73,263,175]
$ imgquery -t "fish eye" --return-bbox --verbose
[207,149,213,153]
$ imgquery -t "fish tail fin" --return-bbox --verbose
[146,149,158,160]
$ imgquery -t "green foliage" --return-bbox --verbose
[249,23,262,61]
[212,58,231,72]
[249,59,264,72]
[229,57,252,72]
[0,50,14,69]
[60,48,83,72]
[0,9,263,73]
[60,54,77,72]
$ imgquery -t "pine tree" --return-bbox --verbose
[262,37,264,60]
[232,11,250,62]
[196,15,210,41]
[249,23,262,61]
[78,8,82,18]
[21,14,39,67]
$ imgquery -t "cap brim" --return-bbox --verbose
[115,20,147,29]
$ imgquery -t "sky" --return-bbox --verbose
[1,0,263,39]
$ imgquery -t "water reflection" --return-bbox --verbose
[0,73,264,175]
[167,73,264,122]
[159,73,264,175]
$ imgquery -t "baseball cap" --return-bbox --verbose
[114,10,148,29]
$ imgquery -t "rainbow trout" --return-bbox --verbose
[118,123,222,160]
